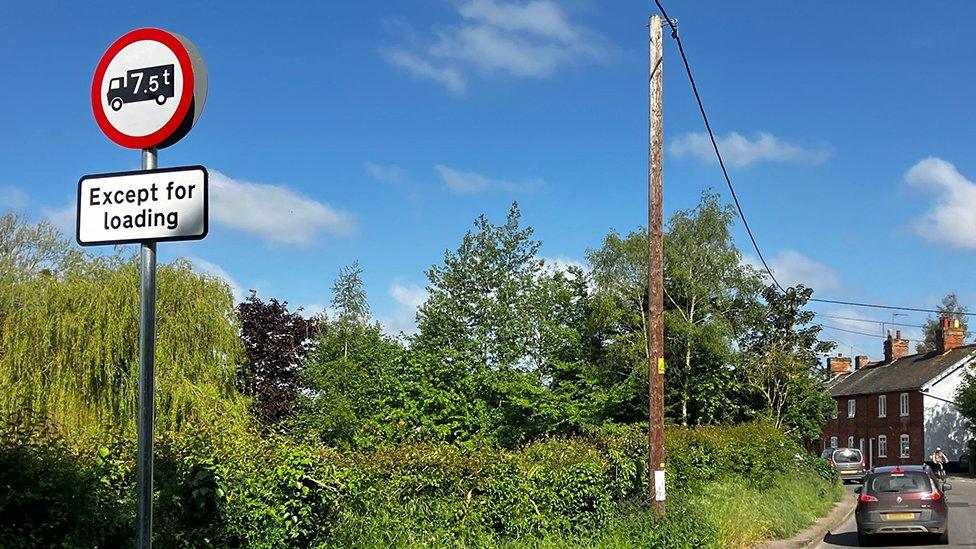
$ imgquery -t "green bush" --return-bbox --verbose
[0,419,132,548]
[0,420,835,547]
[665,422,801,491]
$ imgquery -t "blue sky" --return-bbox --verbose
[2,1,974,359]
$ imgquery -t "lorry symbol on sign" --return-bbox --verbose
[107,64,175,111]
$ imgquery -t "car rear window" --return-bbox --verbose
[833,449,862,463]
[868,472,930,493]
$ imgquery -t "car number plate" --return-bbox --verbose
[884,513,917,521]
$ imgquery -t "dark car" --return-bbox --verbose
[821,447,866,483]
[855,465,951,545]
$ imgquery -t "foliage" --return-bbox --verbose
[957,366,976,444]
[0,419,837,548]
[406,203,595,446]
[586,191,761,426]
[0,197,851,546]
[0,253,247,439]
[330,261,369,360]
[0,212,82,279]
[237,291,317,424]
[415,202,543,370]
[662,191,761,425]
[0,417,132,548]
[738,285,835,439]
[917,293,970,353]
[293,321,404,448]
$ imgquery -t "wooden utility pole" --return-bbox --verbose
[647,14,666,514]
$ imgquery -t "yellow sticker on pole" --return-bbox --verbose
[658,357,665,374]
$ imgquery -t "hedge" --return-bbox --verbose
[0,418,829,547]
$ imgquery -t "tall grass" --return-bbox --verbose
[692,472,843,548]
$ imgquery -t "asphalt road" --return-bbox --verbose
[818,476,976,548]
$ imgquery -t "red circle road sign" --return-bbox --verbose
[91,28,205,149]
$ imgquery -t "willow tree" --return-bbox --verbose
[0,254,247,439]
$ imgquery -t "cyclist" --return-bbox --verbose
[931,447,948,482]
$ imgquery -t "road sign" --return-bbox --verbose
[88,28,208,549]
[76,166,208,246]
[91,28,208,149]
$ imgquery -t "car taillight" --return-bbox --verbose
[861,459,867,468]
[829,458,836,467]
[921,491,942,501]
[859,494,878,503]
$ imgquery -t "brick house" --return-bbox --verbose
[820,316,974,468]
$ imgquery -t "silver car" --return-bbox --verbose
[822,447,866,483]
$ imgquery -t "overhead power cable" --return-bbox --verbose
[651,0,976,319]
[816,314,925,329]
[820,323,892,339]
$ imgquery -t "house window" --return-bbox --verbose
[830,436,838,448]
[878,394,887,418]
[900,393,909,417]
[848,435,855,448]
[900,434,910,458]
[878,435,887,458]
[848,399,856,418]
[831,400,838,420]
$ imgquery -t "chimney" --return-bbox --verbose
[828,353,852,374]
[884,329,910,362]
[855,355,870,369]
[936,315,965,353]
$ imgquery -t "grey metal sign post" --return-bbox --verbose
[137,147,157,549]
[88,28,208,549]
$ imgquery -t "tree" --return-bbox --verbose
[0,212,81,278]
[294,321,404,447]
[738,285,835,439]
[414,203,541,371]
[587,229,650,423]
[412,204,597,445]
[662,191,761,425]
[0,254,246,439]
[957,368,976,469]
[586,191,760,426]
[331,261,369,361]
[917,294,969,353]
[236,292,317,424]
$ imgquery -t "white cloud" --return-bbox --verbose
[188,256,245,303]
[0,186,29,210]
[385,0,608,94]
[434,164,544,194]
[539,254,586,278]
[669,131,831,168]
[42,202,75,236]
[297,303,330,319]
[743,249,840,293]
[379,282,428,336]
[365,162,409,185]
[904,157,976,250]
[383,50,468,96]
[210,171,355,246]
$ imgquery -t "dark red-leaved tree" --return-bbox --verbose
[236,291,317,424]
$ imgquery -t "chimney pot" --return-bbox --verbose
[884,330,910,362]
[828,354,852,375]
[936,314,965,353]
